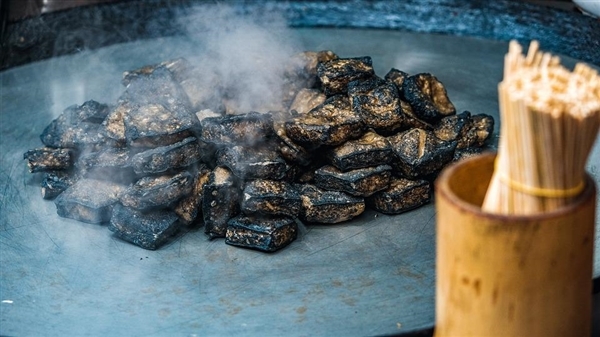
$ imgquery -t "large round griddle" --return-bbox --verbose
[1,28,599,337]
[2,0,600,335]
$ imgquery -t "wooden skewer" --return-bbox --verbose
[482,40,600,215]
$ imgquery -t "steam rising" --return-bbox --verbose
[179,5,302,113]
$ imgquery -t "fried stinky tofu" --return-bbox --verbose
[24,147,72,173]
[109,203,180,250]
[174,166,211,225]
[297,184,365,223]
[367,177,431,214]
[120,171,194,210]
[284,95,364,147]
[289,88,327,115]
[54,178,124,224]
[41,171,77,200]
[131,136,202,175]
[123,103,198,147]
[388,128,457,179]
[225,215,298,252]
[403,73,456,123]
[203,167,241,239]
[348,77,407,134]
[199,112,273,146]
[327,131,392,171]
[241,180,301,217]
[317,56,375,96]
[314,164,392,197]
[216,145,288,180]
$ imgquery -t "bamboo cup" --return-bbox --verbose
[434,153,596,337]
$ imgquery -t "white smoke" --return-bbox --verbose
[178,4,302,113]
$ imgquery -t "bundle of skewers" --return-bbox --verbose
[482,40,600,215]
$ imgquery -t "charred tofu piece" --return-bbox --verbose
[367,177,431,214]
[241,180,301,217]
[433,111,472,148]
[469,113,495,147]
[123,103,197,148]
[317,56,375,96]
[174,166,210,225]
[24,147,72,173]
[119,67,192,117]
[109,204,180,250]
[274,125,312,166]
[62,100,110,124]
[289,88,327,115]
[348,77,407,134]
[284,95,364,147]
[203,167,241,239]
[101,102,135,144]
[41,171,77,200]
[199,112,273,146]
[77,147,135,183]
[384,68,410,99]
[434,111,494,149]
[216,145,288,180]
[131,136,202,175]
[120,171,194,210]
[297,184,365,223]
[327,131,392,171]
[40,112,105,149]
[403,73,456,123]
[225,215,297,252]
[55,178,124,224]
[314,164,392,197]
[388,128,457,179]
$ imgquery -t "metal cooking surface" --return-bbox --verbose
[1,28,599,336]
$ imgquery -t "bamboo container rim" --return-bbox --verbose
[435,152,596,221]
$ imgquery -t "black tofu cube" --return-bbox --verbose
[77,147,136,184]
[297,184,365,223]
[327,131,392,171]
[384,68,410,99]
[314,164,392,197]
[284,95,364,147]
[198,112,273,146]
[348,77,406,134]
[24,147,72,173]
[403,73,456,123]
[317,56,375,96]
[120,171,194,210]
[202,167,240,239]
[54,178,124,224]
[131,136,203,175]
[123,103,197,147]
[367,177,431,214]
[433,111,472,148]
[216,144,288,180]
[174,166,211,225]
[225,215,298,252]
[388,128,457,179]
[41,171,77,200]
[119,66,192,117]
[109,204,180,250]
[289,88,326,115]
[241,180,301,217]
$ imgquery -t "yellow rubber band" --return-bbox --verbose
[499,174,585,198]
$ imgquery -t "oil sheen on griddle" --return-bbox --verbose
[23,52,494,252]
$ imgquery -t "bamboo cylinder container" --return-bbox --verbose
[434,153,596,337]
